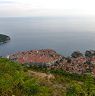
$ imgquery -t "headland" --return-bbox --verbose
[0,34,10,44]
[7,49,95,76]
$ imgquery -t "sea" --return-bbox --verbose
[0,16,95,56]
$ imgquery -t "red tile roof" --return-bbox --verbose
[9,49,62,64]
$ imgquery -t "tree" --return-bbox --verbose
[24,79,40,96]
[71,51,83,58]
[66,81,85,96]
[83,74,95,96]
[85,50,94,72]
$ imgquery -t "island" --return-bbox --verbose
[0,34,10,44]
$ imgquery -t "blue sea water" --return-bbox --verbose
[0,16,95,56]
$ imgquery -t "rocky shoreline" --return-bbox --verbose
[0,34,10,44]
[7,49,95,76]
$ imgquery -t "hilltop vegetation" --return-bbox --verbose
[0,58,95,96]
[0,34,10,43]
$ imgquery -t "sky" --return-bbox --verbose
[0,0,95,17]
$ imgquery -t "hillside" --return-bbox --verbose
[0,34,10,44]
[0,58,95,96]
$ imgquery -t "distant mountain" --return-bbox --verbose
[0,34,10,44]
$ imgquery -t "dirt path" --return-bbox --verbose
[28,70,55,80]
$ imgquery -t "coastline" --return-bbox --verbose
[6,49,95,76]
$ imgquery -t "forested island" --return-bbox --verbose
[0,34,10,44]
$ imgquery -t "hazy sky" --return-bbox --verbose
[0,0,95,17]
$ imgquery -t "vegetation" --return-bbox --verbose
[0,58,95,96]
[0,34,10,43]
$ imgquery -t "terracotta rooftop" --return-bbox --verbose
[8,49,62,64]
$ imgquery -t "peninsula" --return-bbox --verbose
[7,49,95,76]
[0,34,10,44]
